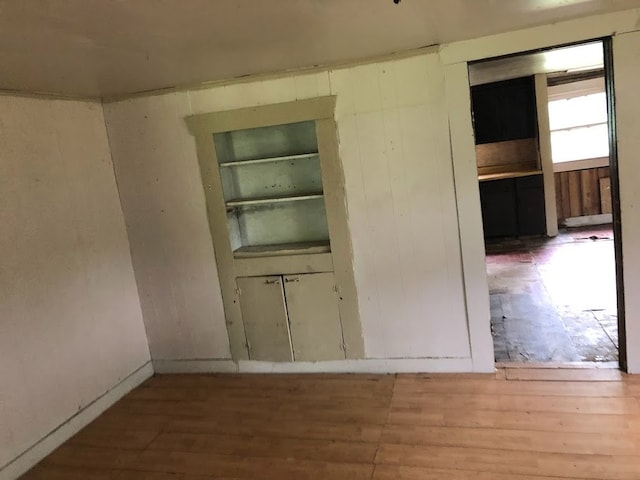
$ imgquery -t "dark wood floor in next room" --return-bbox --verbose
[21,368,640,480]
[486,225,618,363]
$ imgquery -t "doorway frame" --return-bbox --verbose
[603,37,627,371]
[443,23,633,372]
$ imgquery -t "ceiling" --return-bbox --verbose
[2,0,640,98]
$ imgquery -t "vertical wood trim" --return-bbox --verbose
[445,62,494,373]
[316,118,365,359]
[579,171,590,215]
[597,166,610,180]
[560,173,572,221]
[568,171,582,217]
[592,169,603,214]
[192,133,249,360]
[534,74,559,236]
[580,169,600,215]
[554,173,564,223]
[600,177,613,214]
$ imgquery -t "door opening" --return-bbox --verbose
[467,39,625,368]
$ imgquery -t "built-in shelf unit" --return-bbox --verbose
[215,121,330,258]
[186,97,364,362]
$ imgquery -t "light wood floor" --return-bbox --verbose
[22,367,640,480]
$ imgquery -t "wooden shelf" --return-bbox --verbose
[226,193,323,208]
[219,152,319,168]
[478,169,543,182]
[233,241,331,258]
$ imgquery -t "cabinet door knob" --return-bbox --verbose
[264,279,280,285]
[285,277,300,283]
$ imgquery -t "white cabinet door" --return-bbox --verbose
[284,272,345,361]
[236,276,293,361]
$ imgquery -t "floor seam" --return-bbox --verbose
[370,373,397,479]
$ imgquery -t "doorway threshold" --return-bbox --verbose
[495,362,623,382]
[495,361,619,369]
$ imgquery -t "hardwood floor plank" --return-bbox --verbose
[128,382,393,400]
[394,376,633,397]
[495,361,619,369]
[113,472,223,480]
[373,465,584,480]
[380,423,640,455]
[125,388,392,408]
[112,398,390,424]
[388,406,640,433]
[68,428,160,450]
[391,392,640,415]
[505,367,625,381]
[22,467,215,480]
[376,443,640,479]
[39,445,139,470]
[87,411,172,432]
[164,416,383,443]
[21,464,117,480]
[142,373,395,393]
[146,431,378,464]
[130,450,374,479]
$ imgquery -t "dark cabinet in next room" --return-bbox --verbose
[479,175,546,238]
[515,174,546,235]
[471,76,537,145]
[479,178,518,238]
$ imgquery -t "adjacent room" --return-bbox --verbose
[469,41,621,364]
[4,2,640,479]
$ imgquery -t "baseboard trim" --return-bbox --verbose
[153,357,473,374]
[563,213,613,228]
[239,358,474,373]
[153,359,237,374]
[0,361,154,480]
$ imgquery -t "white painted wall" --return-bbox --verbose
[104,54,472,363]
[103,93,232,361]
[613,31,640,373]
[328,57,469,358]
[0,96,151,473]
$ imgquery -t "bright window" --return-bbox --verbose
[547,80,609,164]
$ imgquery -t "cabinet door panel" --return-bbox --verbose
[472,76,537,144]
[284,273,345,361]
[479,179,518,238]
[516,175,546,235]
[237,276,293,361]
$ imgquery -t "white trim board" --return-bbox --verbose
[153,359,237,374]
[535,74,559,238]
[563,214,613,228]
[0,362,154,480]
[547,77,605,101]
[553,157,610,173]
[153,358,475,374]
[439,8,640,65]
[444,62,496,374]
